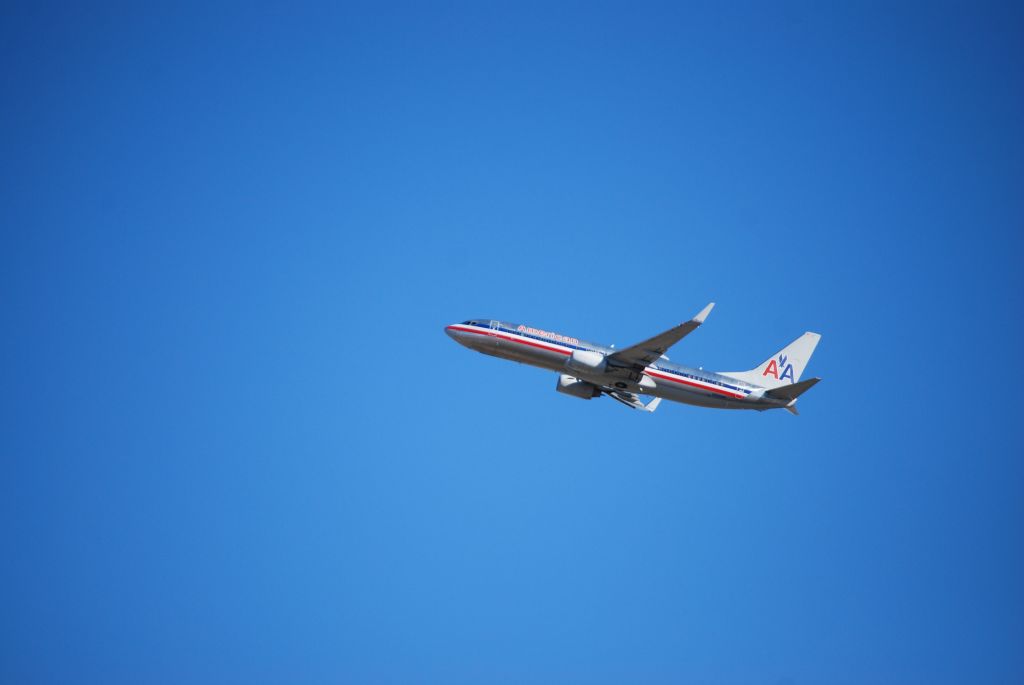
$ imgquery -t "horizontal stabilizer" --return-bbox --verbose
[766,377,820,401]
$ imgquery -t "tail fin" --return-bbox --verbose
[721,332,821,389]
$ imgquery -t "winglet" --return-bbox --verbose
[693,302,715,324]
[643,397,663,413]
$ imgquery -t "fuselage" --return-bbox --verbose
[445,319,785,411]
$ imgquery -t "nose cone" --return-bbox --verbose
[445,323,476,350]
[446,324,469,345]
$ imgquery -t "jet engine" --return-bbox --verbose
[556,374,601,400]
[565,349,607,375]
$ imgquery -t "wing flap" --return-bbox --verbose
[605,390,663,412]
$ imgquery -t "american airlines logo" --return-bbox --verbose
[763,354,795,383]
[516,324,579,346]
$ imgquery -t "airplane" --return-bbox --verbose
[444,303,821,414]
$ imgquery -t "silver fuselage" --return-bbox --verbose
[445,320,788,411]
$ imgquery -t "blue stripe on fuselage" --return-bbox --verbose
[486,323,752,396]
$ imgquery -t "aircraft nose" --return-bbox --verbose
[445,324,458,340]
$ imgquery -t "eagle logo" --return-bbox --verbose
[762,354,795,383]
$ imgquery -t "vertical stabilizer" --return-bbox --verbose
[721,332,821,389]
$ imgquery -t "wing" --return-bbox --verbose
[606,303,715,369]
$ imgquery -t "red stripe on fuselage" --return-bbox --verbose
[449,325,745,399]
[644,369,745,399]
[447,325,573,355]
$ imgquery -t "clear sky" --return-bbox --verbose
[3,2,1023,683]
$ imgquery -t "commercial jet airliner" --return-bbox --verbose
[445,303,821,414]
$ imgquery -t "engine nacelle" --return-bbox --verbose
[556,374,601,400]
[565,349,607,375]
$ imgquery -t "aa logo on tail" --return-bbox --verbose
[763,354,795,383]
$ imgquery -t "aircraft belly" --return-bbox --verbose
[496,347,758,409]
[493,342,568,372]
[652,383,752,410]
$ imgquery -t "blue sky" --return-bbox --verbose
[3,2,1023,683]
